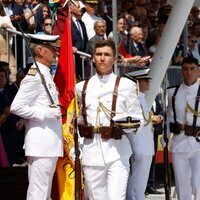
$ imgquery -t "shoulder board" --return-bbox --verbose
[28,68,38,76]
[167,84,180,89]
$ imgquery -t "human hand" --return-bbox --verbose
[69,147,82,161]
[73,47,78,53]
[45,107,61,120]
[10,14,24,22]
[16,119,24,131]
[152,115,163,125]
[160,136,168,148]
[131,55,141,63]
[0,23,9,29]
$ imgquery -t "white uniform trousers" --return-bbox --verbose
[172,151,200,200]
[126,154,152,200]
[26,156,58,200]
[83,159,129,200]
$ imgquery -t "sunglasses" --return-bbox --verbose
[44,23,51,27]
[191,40,197,43]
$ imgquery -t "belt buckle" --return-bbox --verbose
[181,124,185,131]
[94,126,100,133]
[195,130,200,142]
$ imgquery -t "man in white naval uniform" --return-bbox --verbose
[76,39,143,200]
[161,57,200,200]
[10,35,63,200]
[81,0,101,40]
[125,69,154,200]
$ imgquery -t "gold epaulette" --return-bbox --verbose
[28,68,38,76]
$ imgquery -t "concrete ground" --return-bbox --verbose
[145,164,194,200]
[145,186,177,199]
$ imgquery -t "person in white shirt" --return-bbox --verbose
[125,69,154,200]
[76,39,143,200]
[161,57,200,200]
[81,0,101,40]
[10,35,63,200]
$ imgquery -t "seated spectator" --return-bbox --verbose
[102,3,112,36]
[0,68,25,166]
[37,17,53,35]
[23,0,42,33]
[148,31,161,57]
[125,13,138,32]
[35,3,51,33]
[0,4,17,82]
[117,33,149,67]
[190,6,200,23]
[187,34,200,63]
[171,37,184,65]
[86,19,107,55]
[0,69,10,167]
[126,26,151,66]
[134,6,152,30]
[146,14,168,48]
[192,21,200,53]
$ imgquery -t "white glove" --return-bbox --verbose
[44,108,61,120]
[69,147,82,161]
[160,136,167,149]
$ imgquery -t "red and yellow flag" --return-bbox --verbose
[53,7,78,200]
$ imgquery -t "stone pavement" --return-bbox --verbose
[145,187,194,200]
[145,186,177,200]
[144,164,194,200]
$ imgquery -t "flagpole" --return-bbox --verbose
[74,92,82,200]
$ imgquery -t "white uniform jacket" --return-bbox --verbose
[76,73,143,166]
[10,62,63,157]
[127,92,154,158]
[167,82,200,153]
[82,12,101,40]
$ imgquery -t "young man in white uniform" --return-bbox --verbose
[76,39,143,200]
[125,69,154,200]
[161,57,200,199]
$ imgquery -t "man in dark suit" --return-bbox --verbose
[102,3,112,37]
[70,2,88,80]
[86,19,107,55]
[126,26,147,57]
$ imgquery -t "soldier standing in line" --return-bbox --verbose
[125,68,154,200]
[161,57,200,199]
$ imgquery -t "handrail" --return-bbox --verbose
[76,50,91,58]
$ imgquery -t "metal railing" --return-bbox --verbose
[2,27,182,87]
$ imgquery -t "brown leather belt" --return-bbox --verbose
[78,124,125,140]
[169,122,200,137]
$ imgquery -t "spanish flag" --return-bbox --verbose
[52,7,78,200]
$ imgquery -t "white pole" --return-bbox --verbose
[146,0,195,106]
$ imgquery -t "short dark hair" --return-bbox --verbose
[182,57,199,66]
[94,39,116,56]
[43,16,52,24]
[0,68,8,82]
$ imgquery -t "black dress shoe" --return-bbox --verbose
[146,186,163,194]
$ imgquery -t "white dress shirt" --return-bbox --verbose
[76,72,143,166]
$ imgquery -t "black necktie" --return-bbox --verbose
[137,43,145,56]
[76,20,83,39]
